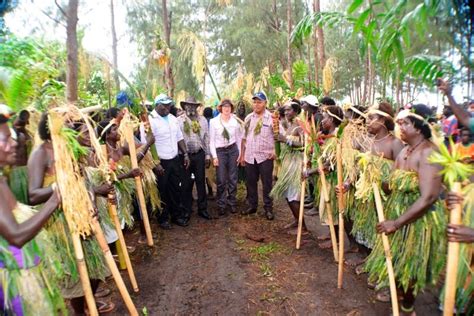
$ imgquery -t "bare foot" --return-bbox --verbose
[317,234,330,241]
[375,288,391,303]
[355,263,366,275]
[286,227,309,236]
[345,245,359,254]
[344,257,365,267]
[318,240,333,249]
[283,221,298,230]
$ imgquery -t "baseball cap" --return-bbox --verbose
[154,94,173,105]
[301,95,318,107]
[252,92,267,101]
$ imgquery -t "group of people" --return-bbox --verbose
[0,76,474,315]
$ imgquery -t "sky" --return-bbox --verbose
[4,0,468,110]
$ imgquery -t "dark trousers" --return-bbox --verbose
[216,143,239,209]
[157,156,185,223]
[182,149,208,216]
[245,158,274,211]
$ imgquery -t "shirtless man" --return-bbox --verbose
[377,104,442,315]
[366,102,404,161]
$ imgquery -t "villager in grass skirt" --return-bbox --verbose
[364,169,447,295]
[352,153,393,248]
[270,138,303,202]
[0,203,66,316]
[317,136,339,225]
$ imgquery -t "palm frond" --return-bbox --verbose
[177,31,207,84]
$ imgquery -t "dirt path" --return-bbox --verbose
[106,197,440,315]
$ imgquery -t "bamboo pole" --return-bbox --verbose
[336,141,345,289]
[122,115,154,246]
[108,196,139,292]
[318,158,339,262]
[102,145,139,292]
[71,233,98,316]
[92,219,139,315]
[373,184,399,316]
[443,182,463,316]
[296,133,309,249]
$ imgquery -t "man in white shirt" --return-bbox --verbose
[148,94,190,228]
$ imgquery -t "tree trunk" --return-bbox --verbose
[162,0,174,97]
[314,0,325,68]
[312,0,320,87]
[287,0,293,89]
[110,0,120,91]
[307,43,312,90]
[362,53,369,105]
[66,0,79,103]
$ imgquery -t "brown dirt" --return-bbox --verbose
[102,196,440,316]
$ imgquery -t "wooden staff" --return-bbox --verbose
[102,145,139,292]
[123,118,154,246]
[318,158,339,262]
[296,133,308,250]
[91,219,139,315]
[107,193,139,292]
[336,141,345,289]
[443,182,463,316]
[71,233,98,316]
[373,184,399,316]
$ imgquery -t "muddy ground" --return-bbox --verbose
[102,192,440,316]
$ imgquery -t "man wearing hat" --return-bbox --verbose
[178,96,212,220]
[148,94,190,228]
[240,92,276,220]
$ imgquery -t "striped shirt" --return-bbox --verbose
[177,115,210,157]
[242,110,275,164]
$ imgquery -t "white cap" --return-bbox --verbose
[301,95,318,107]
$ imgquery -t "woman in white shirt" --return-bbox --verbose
[209,99,242,216]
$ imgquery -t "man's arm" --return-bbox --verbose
[378,148,442,234]
[438,79,471,128]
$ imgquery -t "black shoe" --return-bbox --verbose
[198,210,211,220]
[241,208,257,215]
[265,210,274,220]
[159,221,172,230]
[218,208,227,217]
[230,206,237,214]
[174,218,189,227]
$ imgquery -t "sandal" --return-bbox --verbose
[94,287,111,298]
[85,301,115,315]
[97,300,115,314]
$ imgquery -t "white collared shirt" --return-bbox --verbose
[146,110,184,160]
[209,114,242,158]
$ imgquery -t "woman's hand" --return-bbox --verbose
[213,158,219,167]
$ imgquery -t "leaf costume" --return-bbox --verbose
[0,203,66,316]
[364,169,447,295]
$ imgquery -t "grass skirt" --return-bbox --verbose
[270,146,303,201]
[0,203,66,315]
[364,169,447,294]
